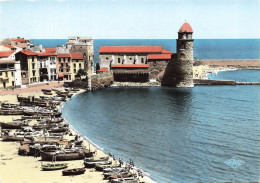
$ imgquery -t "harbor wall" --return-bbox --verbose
[90,70,114,90]
[194,59,260,68]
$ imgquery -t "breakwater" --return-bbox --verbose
[195,59,260,68]
[194,79,260,85]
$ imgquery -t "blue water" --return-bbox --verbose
[31,39,260,65]
[208,70,260,82]
[62,85,260,183]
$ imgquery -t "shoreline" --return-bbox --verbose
[61,89,157,183]
[0,86,156,183]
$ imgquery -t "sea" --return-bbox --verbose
[32,39,260,183]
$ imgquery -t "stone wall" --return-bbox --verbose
[148,60,169,82]
[91,71,114,90]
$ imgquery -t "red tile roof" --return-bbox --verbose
[4,45,16,49]
[57,53,71,58]
[162,49,173,54]
[96,68,108,72]
[148,54,172,60]
[100,46,162,54]
[12,39,28,43]
[66,42,74,44]
[179,22,193,33]
[71,52,83,60]
[0,51,14,57]
[112,64,149,68]
[38,52,57,56]
[45,48,56,53]
[20,50,38,56]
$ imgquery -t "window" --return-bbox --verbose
[32,56,34,62]
[12,81,14,86]
[59,58,61,62]
[11,72,14,76]
[141,58,144,64]
[5,72,8,77]
[118,58,121,64]
[61,69,63,72]
[68,58,71,62]
[0,72,2,76]
[66,69,69,72]
[61,63,64,67]
[76,60,78,62]
[74,63,76,68]
[79,63,81,69]
[74,69,76,73]
[63,58,66,62]
[33,71,35,76]
[32,63,35,69]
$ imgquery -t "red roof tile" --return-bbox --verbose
[100,46,162,54]
[38,52,57,56]
[0,51,14,57]
[20,50,38,56]
[96,68,108,72]
[112,64,149,68]
[12,39,28,43]
[4,45,16,49]
[148,54,172,60]
[70,52,83,60]
[45,48,56,53]
[162,49,173,54]
[57,53,71,58]
[179,22,193,33]
[66,42,74,44]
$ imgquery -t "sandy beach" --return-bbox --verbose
[0,84,154,183]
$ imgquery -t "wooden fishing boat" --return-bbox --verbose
[2,134,24,141]
[110,177,139,183]
[62,167,85,176]
[0,109,25,115]
[42,163,68,171]
[95,165,120,172]
[84,160,112,168]
[108,173,137,181]
[40,149,94,161]
[0,122,23,129]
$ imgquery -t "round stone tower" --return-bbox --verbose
[175,22,194,87]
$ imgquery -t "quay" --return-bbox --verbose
[194,79,260,85]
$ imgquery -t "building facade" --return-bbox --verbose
[66,36,94,76]
[38,49,57,82]
[15,50,39,85]
[99,46,173,82]
[11,38,33,49]
[0,52,21,89]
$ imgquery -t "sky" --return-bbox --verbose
[0,0,259,39]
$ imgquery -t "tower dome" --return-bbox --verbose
[179,22,193,33]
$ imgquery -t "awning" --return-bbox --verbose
[58,74,64,78]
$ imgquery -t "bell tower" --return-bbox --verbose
[175,22,194,87]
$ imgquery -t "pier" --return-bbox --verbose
[194,79,260,85]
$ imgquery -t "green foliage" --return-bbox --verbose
[77,69,87,76]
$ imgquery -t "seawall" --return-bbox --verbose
[194,79,260,85]
[194,59,260,68]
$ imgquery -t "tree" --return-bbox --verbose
[77,69,87,77]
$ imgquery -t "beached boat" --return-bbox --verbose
[62,168,85,176]
[0,122,23,129]
[110,177,139,183]
[95,165,120,172]
[107,173,137,181]
[0,109,25,115]
[41,163,68,171]
[2,134,25,141]
[40,149,94,161]
[84,160,112,168]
